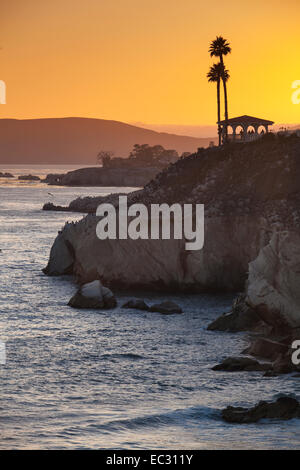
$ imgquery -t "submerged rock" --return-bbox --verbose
[18,174,40,181]
[212,356,271,372]
[263,370,278,377]
[122,299,150,311]
[122,299,182,314]
[68,280,117,309]
[222,396,300,423]
[43,202,70,212]
[149,301,182,315]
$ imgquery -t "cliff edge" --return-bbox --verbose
[44,134,300,327]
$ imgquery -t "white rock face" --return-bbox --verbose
[247,231,300,329]
[68,279,116,309]
[44,213,272,292]
[44,230,74,275]
[81,280,103,298]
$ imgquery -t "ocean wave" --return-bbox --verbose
[84,405,218,434]
[99,353,146,361]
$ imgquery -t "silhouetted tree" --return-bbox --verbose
[97,150,114,167]
[129,144,178,166]
[181,152,191,159]
[209,36,231,140]
[207,63,229,146]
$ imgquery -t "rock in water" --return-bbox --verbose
[68,292,104,309]
[101,286,117,309]
[42,192,129,214]
[43,202,69,212]
[68,280,117,309]
[122,299,150,311]
[212,356,271,372]
[222,397,300,423]
[207,295,261,332]
[243,337,288,361]
[149,301,182,314]
[18,174,40,181]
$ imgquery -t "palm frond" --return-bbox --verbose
[209,35,231,57]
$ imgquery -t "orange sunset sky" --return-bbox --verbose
[1,0,300,129]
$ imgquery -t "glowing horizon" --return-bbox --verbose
[1,0,300,126]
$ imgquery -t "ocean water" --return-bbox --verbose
[1,166,300,449]
[0,164,98,188]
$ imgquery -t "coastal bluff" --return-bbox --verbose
[44,133,300,337]
[43,166,160,187]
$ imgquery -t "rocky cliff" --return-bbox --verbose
[209,231,300,374]
[43,192,131,213]
[44,133,300,306]
[43,167,160,187]
[246,231,300,330]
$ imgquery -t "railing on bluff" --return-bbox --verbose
[227,133,265,143]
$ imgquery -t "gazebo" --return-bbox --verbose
[217,115,274,144]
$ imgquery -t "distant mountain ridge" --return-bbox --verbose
[0,117,216,164]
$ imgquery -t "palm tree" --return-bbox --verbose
[209,36,231,139]
[207,63,229,146]
[220,65,230,143]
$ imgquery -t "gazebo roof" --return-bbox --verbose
[217,115,274,125]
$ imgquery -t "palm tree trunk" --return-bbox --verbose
[217,80,221,146]
[222,74,229,122]
[220,54,229,142]
[223,79,229,139]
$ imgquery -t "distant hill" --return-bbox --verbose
[0,117,216,164]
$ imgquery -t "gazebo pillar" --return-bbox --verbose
[241,124,247,140]
[232,124,237,141]
[221,125,227,144]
